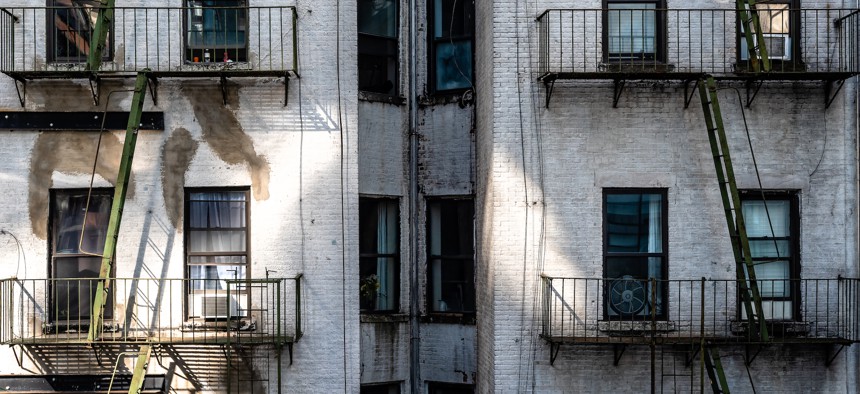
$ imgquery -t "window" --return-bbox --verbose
[429,0,474,92]
[47,0,113,62]
[740,190,799,320]
[739,0,798,62]
[427,198,474,313]
[359,198,400,312]
[603,0,665,61]
[184,0,248,63]
[50,189,114,323]
[184,189,249,319]
[428,382,474,394]
[358,0,398,95]
[360,382,401,394]
[603,189,667,319]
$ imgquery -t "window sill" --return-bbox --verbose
[421,313,476,325]
[358,91,406,105]
[360,313,409,323]
[730,320,810,336]
[598,62,675,73]
[417,89,474,107]
[182,318,256,331]
[598,320,676,333]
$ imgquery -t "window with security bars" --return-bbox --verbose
[47,0,112,63]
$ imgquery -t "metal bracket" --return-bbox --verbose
[613,79,626,108]
[544,78,556,109]
[825,344,845,367]
[613,344,627,366]
[12,344,23,368]
[745,78,763,108]
[12,77,26,108]
[548,342,561,365]
[685,345,701,367]
[683,79,699,109]
[288,343,295,365]
[284,73,290,107]
[147,75,159,106]
[824,79,845,109]
[744,344,764,366]
[89,74,101,106]
[220,75,229,106]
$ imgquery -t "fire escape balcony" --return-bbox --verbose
[0,275,303,348]
[540,276,859,351]
[0,5,298,106]
[537,8,860,107]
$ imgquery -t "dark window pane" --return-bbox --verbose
[433,0,472,38]
[430,0,474,91]
[359,198,399,312]
[185,0,248,62]
[52,191,112,254]
[48,0,111,62]
[358,0,397,37]
[605,193,663,253]
[428,199,474,313]
[434,40,473,91]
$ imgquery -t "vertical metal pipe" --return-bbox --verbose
[408,0,420,391]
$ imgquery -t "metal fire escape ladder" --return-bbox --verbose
[86,0,115,72]
[703,345,730,393]
[83,71,151,394]
[697,77,769,342]
[736,0,772,73]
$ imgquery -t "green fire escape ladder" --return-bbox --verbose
[703,345,730,393]
[85,71,150,394]
[86,0,115,72]
[736,0,772,73]
[698,77,769,342]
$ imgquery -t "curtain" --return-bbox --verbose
[376,201,398,310]
[608,4,657,55]
[188,191,247,291]
[742,200,790,298]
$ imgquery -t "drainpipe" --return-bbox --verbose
[408,0,421,392]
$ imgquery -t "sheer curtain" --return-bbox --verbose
[188,191,247,291]
[376,202,398,310]
[608,4,657,55]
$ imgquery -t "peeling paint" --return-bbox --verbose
[182,83,270,200]
[161,128,199,230]
[28,132,133,239]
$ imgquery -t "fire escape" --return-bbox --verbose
[537,3,860,393]
[0,3,301,393]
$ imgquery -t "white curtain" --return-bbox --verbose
[188,191,247,291]
[742,200,790,298]
[376,201,398,310]
[608,4,657,55]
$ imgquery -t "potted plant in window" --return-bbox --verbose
[359,274,379,311]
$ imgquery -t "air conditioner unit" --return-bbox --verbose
[191,294,245,319]
[740,34,791,61]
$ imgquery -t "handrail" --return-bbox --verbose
[0,8,18,22]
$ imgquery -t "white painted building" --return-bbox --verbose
[0,0,858,393]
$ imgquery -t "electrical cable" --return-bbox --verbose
[447,0,474,92]
[0,230,26,278]
[334,0,349,391]
[809,108,827,177]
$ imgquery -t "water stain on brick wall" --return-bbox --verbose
[161,127,199,230]
[28,132,133,239]
[182,83,271,201]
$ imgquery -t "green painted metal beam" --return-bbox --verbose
[128,345,152,394]
[87,70,150,342]
[703,345,730,393]
[736,0,772,73]
[86,0,116,72]
[698,77,769,342]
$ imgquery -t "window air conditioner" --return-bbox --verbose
[192,294,243,319]
[741,34,791,61]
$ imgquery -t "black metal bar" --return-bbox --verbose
[613,79,626,108]
[824,79,846,109]
[0,111,165,131]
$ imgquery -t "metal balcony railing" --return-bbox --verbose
[0,6,298,76]
[540,276,860,345]
[537,8,860,79]
[0,275,302,346]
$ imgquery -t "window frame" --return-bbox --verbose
[601,0,667,63]
[427,0,475,94]
[602,188,669,320]
[183,0,249,63]
[46,0,114,63]
[183,187,251,321]
[48,188,115,324]
[358,0,399,96]
[739,190,801,321]
[737,0,801,64]
[359,197,401,313]
[426,197,475,315]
